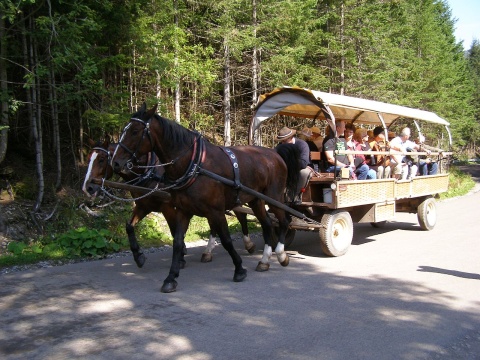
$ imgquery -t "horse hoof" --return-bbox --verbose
[161,280,178,293]
[201,253,213,263]
[135,253,146,268]
[246,243,256,254]
[233,268,247,282]
[255,261,270,272]
[179,260,186,269]
[280,255,289,267]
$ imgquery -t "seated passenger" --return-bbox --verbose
[322,120,356,179]
[352,128,376,180]
[389,127,424,180]
[300,128,321,172]
[275,127,313,204]
[369,126,391,179]
[310,126,324,152]
[416,135,443,175]
[343,122,356,150]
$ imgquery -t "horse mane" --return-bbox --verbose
[131,106,196,146]
[274,143,301,193]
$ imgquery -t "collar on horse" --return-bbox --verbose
[166,133,206,190]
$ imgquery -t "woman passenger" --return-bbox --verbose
[352,128,376,180]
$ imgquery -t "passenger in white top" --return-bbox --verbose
[389,127,429,180]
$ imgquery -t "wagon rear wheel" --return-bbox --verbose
[319,210,353,257]
[417,196,437,231]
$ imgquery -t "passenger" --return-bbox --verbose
[416,135,443,175]
[276,127,313,204]
[300,128,319,152]
[389,127,425,180]
[343,123,356,150]
[388,131,396,141]
[352,128,376,180]
[322,120,356,179]
[310,126,324,152]
[369,126,391,179]
[367,130,374,143]
[300,128,321,171]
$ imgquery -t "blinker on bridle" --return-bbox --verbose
[114,117,153,170]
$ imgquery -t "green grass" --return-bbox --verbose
[0,210,261,269]
[439,166,476,199]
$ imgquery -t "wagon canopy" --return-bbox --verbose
[249,86,450,144]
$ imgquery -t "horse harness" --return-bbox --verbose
[116,116,241,197]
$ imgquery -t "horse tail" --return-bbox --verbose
[275,143,301,194]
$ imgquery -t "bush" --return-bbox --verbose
[56,227,125,258]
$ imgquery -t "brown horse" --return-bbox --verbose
[111,103,300,293]
[82,138,255,269]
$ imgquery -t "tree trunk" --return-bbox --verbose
[0,15,9,165]
[223,42,231,147]
[50,65,62,190]
[174,0,181,123]
[24,15,44,213]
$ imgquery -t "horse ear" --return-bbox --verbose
[146,104,158,118]
[139,102,147,112]
[102,133,110,148]
[87,137,96,147]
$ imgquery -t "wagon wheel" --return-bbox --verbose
[319,210,353,257]
[417,196,437,231]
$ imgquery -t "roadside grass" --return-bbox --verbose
[0,166,475,269]
[0,209,261,269]
[439,166,476,199]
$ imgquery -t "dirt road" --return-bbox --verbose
[1,176,480,359]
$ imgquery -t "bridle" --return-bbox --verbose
[92,146,113,182]
[113,117,155,170]
[113,115,206,191]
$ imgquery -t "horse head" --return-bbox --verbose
[82,136,115,198]
[112,103,158,174]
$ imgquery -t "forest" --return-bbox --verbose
[1,0,480,213]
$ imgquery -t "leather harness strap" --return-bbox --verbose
[220,147,242,204]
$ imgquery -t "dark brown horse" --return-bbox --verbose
[111,103,300,293]
[82,138,255,268]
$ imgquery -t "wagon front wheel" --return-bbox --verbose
[319,210,353,257]
[417,196,437,231]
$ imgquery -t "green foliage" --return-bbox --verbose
[439,167,476,199]
[135,215,172,247]
[56,227,125,258]
[13,178,37,200]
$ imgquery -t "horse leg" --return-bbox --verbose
[161,211,192,293]
[161,203,186,269]
[207,213,247,282]
[234,210,256,254]
[126,208,147,268]
[267,207,290,267]
[201,231,216,263]
[249,199,276,272]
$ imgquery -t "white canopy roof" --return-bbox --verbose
[249,87,450,142]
